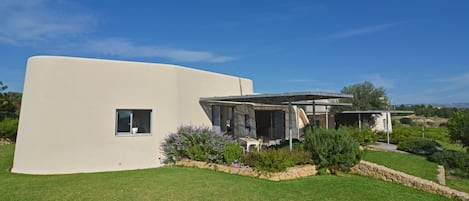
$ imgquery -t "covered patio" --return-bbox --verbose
[200,91,352,151]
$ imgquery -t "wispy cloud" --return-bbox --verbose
[0,0,96,46]
[359,73,395,89]
[79,38,236,63]
[0,1,235,63]
[427,72,469,93]
[325,23,399,40]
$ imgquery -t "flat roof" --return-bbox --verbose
[200,91,352,105]
[341,110,414,114]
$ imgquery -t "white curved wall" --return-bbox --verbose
[12,56,253,174]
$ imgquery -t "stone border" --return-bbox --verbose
[438,165,446,185]
[0,138,13,145]
[175,159,317,181]
[351,160,469,200]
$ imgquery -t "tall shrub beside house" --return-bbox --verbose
[223,143,244,165]
[161,125,233,164]
[0,117,18,141]
[304,128,361,173]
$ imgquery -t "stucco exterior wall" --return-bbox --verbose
[12,56,253,174]
[372,112,393,133]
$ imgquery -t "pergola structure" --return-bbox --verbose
[341,110,414,144]
[201,91,352,150]
[288,101,352,129]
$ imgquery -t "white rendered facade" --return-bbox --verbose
[12,56,253,174]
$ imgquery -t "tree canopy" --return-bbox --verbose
[335,81,389,112]
[448,110,469,149]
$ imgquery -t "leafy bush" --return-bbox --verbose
[240,149,311,172]
[223,143,243,165]
[397,138,442,156]
[161,125,233,164]
[0,117,18,141]
[448,111,469,149]
[429,150,469,177]
[341,127,377,145]
[384,126,412,144]
[304,128,361,173]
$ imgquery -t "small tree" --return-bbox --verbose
[448,111,469,150]
[334,81,388,112]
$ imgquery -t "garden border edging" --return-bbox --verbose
[352,160,469,200]
[175,159,317,181]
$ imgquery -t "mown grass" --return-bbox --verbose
[391,125,450,144]
[362,150,439,182]
[446,177,469,193]
[0,144,452,201]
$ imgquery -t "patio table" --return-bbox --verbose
[238,137,261,152]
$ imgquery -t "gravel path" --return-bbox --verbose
[368,142,408,154]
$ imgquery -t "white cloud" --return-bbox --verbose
[325,23,399,39]
[0,1,235,63]
[360,73,395,89]
[82,38,236,63]
[428,72,469,93]
[0,0,95,46]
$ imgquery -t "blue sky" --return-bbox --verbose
[0,0,468,104]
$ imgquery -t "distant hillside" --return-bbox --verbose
[398,103,469,109]
[431,103,469,109]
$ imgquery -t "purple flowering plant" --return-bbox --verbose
[161,125,234,164]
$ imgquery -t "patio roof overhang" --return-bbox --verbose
[200,91,352,105]
[201,91,352,151]
[341,110,414,114]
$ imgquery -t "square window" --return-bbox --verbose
[116,109,152,135]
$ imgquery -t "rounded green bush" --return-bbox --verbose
[304,128,361,173]
[223,143,243,165]
[0,117,18,141]
[397,138,442,156]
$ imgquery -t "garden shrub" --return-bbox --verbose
[384,126,413,144]
[341,127,377,145]
[0,117,18,141]
[304,128,361,173]
[223,143,243,165]
[397,138,442,156]
[240,149,311,172]
[429,150,469,177]
[161,125,233,164]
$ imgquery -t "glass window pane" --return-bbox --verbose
[132,110,151,133]
[117,110,131,132]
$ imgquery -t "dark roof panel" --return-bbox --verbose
[200,91,352,105]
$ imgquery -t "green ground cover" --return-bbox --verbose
[362,150,439,182]
[446,177,469,193]
[0,144,451,201]
[391,125,449,144]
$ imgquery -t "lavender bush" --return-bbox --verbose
[161,125,233,164]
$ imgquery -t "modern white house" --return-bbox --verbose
[12,56,350,174]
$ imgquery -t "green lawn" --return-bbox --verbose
[362,150,439,182]
[362,149,469,193]
[446,177,469,193]
[0,144,452,201]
